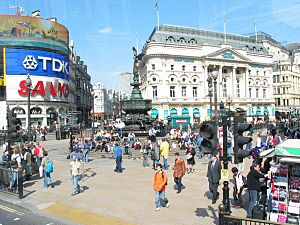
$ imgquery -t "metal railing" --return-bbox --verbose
[0,164,23,198]
[220,214,288,225]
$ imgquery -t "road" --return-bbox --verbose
[0,199,64,225]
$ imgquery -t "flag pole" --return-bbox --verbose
[224,15,227,44]
[136,31,139,53]
[155,2,160,31]
[254,20,257,43]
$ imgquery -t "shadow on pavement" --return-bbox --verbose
[52,180,62,187]
[23,181,36,188]
[204,191,213,200]
[195,208,209,217]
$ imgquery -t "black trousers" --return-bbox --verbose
[209,182,219,201]
[174,177,182,191]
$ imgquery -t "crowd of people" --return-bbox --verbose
[1,119,299,218]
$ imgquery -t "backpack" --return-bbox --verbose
[239,172,247,188]
[20,156,27,166]
[38,147,44,158]
[45,159,53,173]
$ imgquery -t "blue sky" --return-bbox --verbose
[1,0,300,89]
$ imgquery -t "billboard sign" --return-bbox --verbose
[5,48,69,80]
[0,15,69,46]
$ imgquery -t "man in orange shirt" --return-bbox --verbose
[153,163,169,211]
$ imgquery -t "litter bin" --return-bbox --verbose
[61,129,66,139]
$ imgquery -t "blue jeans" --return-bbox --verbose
[198,147,204,158]
[155,190,168,208]
[44,171,53,188]
[36,157,41,168]
[115,156,122,172]
[143,154,149,167]
[247,190,258,217]
[84,150,89,163]
[9,169,18,189]
[163,157,168,170]
[228,146,233,157]
[174,177,182,191]
[72,175,80,193]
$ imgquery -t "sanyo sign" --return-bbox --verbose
[6,48,70,80]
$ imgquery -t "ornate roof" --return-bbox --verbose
[146,24,268,54]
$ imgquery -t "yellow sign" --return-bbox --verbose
[221,169,229,182]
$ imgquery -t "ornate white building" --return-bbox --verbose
[139,25,275,123]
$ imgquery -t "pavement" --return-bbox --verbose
[0,134,255,225]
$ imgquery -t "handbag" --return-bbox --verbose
[278,214,287,223]
[186,153,193,160]
[289,190,300,202]
[278,202,287,211]
[39,166,43,178]
[287,214,299,224]
[269,212,278,222]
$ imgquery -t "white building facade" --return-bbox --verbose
[139,25,275,124]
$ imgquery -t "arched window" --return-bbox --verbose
[178,37,186,43]
[182,108,189,116]
[166,36,175,43]
[193,108,200,118]
[170,108,177,118]
[151,109,159,119]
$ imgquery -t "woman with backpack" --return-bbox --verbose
[41,152,54,188]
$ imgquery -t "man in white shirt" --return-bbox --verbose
[256,133,262,148]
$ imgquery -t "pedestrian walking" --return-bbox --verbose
[33,142,46,168]
[206,154,221,204]
[70,155,82,196]
[231,167,245,208]
[173,152,186,193]
[113,142,123,173]
[160,138,169,170]
[153,163,169,211]
[41,152,54,188]
[150,141,160,170]
[246,163,267,218]
[186,143,196,173]
[142,140,151,168]
[195,134,204,158]
[83,139,89,163]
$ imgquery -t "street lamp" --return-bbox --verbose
[226,96,233,124]
[207,76,213,119]
[25,74,32,141]
[91,91,95,141]
[211,70,219,119]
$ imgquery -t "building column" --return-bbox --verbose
[232,66,236,98]
[245,67,250,98]
[219,65,223,101]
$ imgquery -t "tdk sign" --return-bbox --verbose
[6,48,69,80]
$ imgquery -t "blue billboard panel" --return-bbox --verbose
[5,48,69,80]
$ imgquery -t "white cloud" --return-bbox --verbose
[99,27,112,33]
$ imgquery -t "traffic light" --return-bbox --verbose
[234,116,253,164]
[7,110,20,139]
[199,121,218,154]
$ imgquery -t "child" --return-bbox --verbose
[231,167,245,208]
[70,155,82,196]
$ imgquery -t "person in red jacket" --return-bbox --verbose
[153,163,169,211]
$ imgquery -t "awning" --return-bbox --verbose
[193,108,200,118]
[260,149,275,158]
[279,157,300,164]
[151,109,158,119]
[182,108,189,116]
[256,107,262,115]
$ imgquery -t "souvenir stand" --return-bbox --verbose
[267,139,300,224]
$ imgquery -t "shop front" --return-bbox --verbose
[265,139,300,224]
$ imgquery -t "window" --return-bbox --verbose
[236,79,240,98]
[273,75,276,83]
[193,66,196,71]
[181,86,187,97]
[273,88,276,95]
[152,86,157,98]
[287,99,289,106]
[152,64,155,70]
[222,80,227,98]
[171,65,174,70]
[170,86,175,97]
[249,88,252,98]
[256,71,259,75]
[277,88,280,94]
[152,77,156,82]
[283,76,285,82]
[192,87,198,97]
[182,78,186,82]
[264,71,266,76]
[193,78,197,83]
[182,65,185,71]
[256,89,259,98]
[263,89,266,98]
[170,77,174,82]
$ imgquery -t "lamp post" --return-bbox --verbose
[91,91,95,140]
[226,96,233,125]
[207,76,213,119]
[25,74,32,141]
[211,70,219,119]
